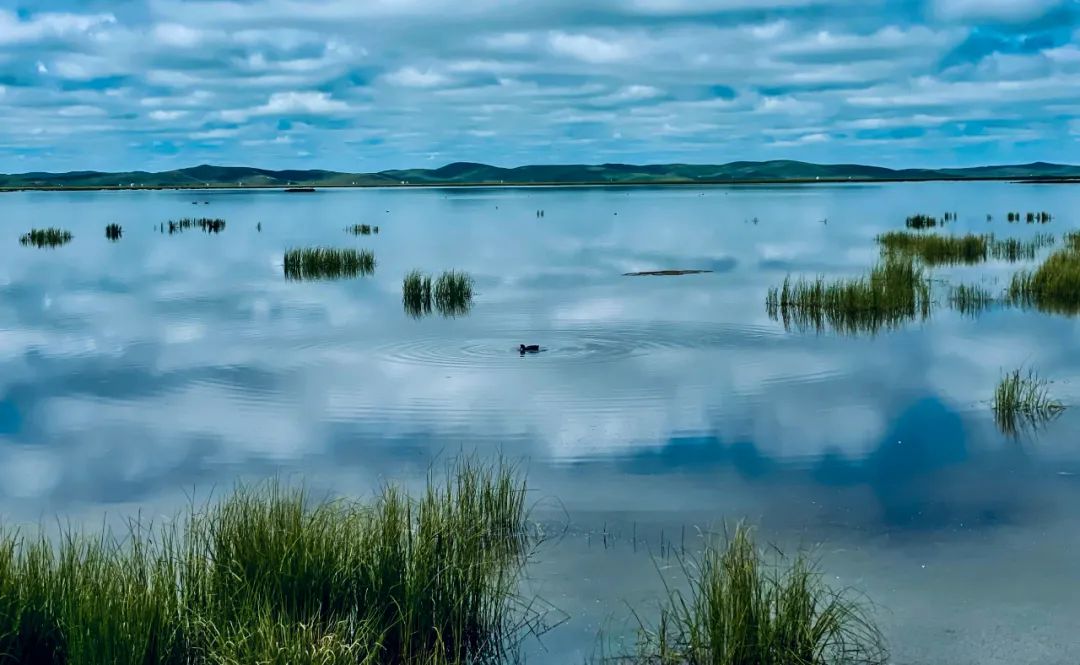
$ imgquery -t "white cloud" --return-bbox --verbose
[219,91,350,121]
[932,0,1067,23]
[149,110,189,121]
[549,31,633,63]
[382,66,451,88]
[0,10,116,45]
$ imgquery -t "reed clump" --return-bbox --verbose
[347,224,373,236]
[904,214,938,229]
[635,524,886,665]
[167,218,226,234]
[1007,243,1080,314]
[105,223,123,241]
[19,228,73,248]
[765,258,931,335]
[989,234,1054,262]
[0,460,532,665]
[877,231,987,265]
[402,270,433,317]
[283,248,375,280]
[993,368,1065,436]
[404,271,474,317]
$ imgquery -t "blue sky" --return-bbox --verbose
[1,0,1078,172]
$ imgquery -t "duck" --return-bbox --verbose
[519,344,540,354]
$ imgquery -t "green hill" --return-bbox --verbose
[1,160,1077,189]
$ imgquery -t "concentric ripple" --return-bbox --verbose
[373,322,783,370]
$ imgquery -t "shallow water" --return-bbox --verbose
[2,182,1080,663]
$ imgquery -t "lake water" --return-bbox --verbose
[2,182,1080,663]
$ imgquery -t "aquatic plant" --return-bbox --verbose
[634,524,886,665]
[167,218,226,234]
[988,234,1054,262]
[948,283,995,317]
[1007,243,1080,314]
[283,247,375,280]
[19,228,73,248]
[993,368,1065,437]
[877,231,987,265]
[403,270,433,317]
[904,214,938,229]
[765,258,932,335]
[347,224,372,235]
[434,270,475,317]
[105,223,122,241]
[0,460,532,665]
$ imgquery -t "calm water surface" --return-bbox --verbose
[2,182,1080,663]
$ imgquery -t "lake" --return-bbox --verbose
[2,182,1080,664]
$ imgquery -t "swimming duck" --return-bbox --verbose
[519,344,540,354]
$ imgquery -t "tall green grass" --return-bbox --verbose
[635,524,885,665]
[993,368,1065,436]
[284,248,376,280]
[765,259,931,335]
[19,228,73,248]
[403,271,474,317]
[877,231,987,265]
[403,270,433,317]
[0,460,531,664]
[1007,243,1080,314]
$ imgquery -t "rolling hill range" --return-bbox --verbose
[1,160,1077,189]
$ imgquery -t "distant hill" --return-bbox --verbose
[1,161,1078,189]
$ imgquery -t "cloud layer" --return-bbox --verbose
[0,0,1077,170]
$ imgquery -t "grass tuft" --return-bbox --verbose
[635,523,886,665]
[284,248,375,281]
[0,460,531,664]
[993,368,1065,437]
[347,224,373,236]
[404,271,474,317]
[105,223,123,241]
[402,270,433,317]
[877,231,987,265]
[948,284,995,317]
[166,218,226,234]
[19,228,73,248]
[765,258,931,335]
[904,214,938,229]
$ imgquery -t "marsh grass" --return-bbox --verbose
[403,270,433,317]
[404,271,474,317]
[19,228,73,248]
[435,271,475,317]
[167,218,226,234]
[877,231,987,265]
[0,460,532,665]
[989,234,1054,262]
[1007,243,1080,314]
[348,224,373,236]
[765,259,931,335]
[948,284,995,317]
[993,368,1065,437]
[634,524,885,665]
[105,223,123,241]
[284,248,375,281]
[904,214,938,229]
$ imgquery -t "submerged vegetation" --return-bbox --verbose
[993,368,1065,436]
[0,460,532,665]
[765,258,931,335]
[403,270,474,317]
[19,228,73,248]
[347,224,379,236]
[283,247,375,280]
[167,217,226,234]
[635,524,886,665]
[105,223,123,241]
[1008,211,1053,224]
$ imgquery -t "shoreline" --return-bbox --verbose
[2,175,1078,192]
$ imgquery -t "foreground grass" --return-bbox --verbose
[0,461,530,664]
[765,259,931,335]
[284,248,376,280]
[19,228,73,248]
[403,270,474,317]
[635,524,885,665]
[993,368,1065,437]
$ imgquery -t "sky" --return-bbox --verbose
[0,0,1078,172]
